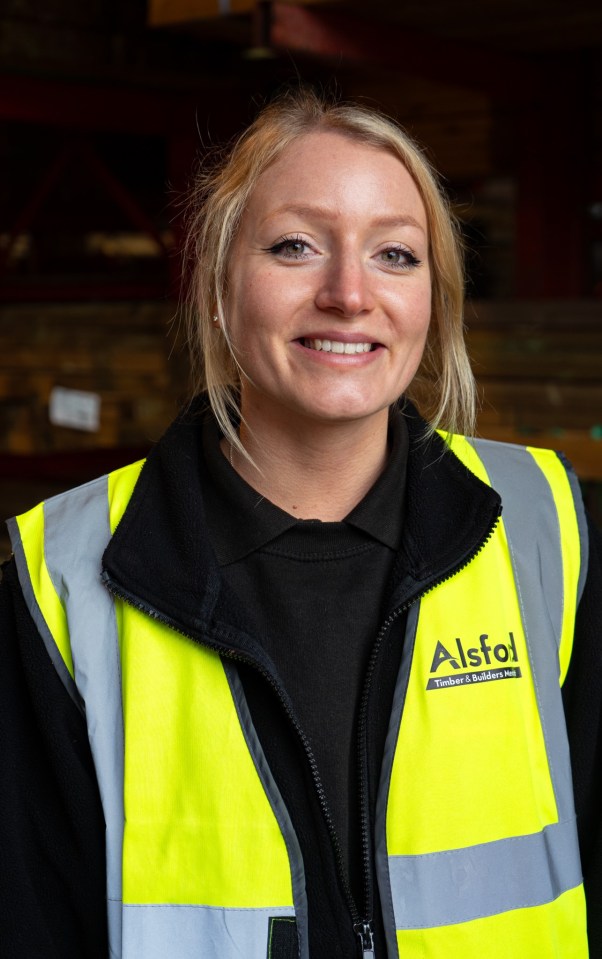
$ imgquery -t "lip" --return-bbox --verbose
[292,338,384,364]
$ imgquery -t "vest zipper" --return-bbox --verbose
[356,604,405,940]
[355,919,375,957]
[354,506,502,944]
[101,506,500,956]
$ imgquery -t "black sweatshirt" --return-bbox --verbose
[1,402,601,958]
[201,410,407,908]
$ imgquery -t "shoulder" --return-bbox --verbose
[445,435,585,529]
[8,459,146,559]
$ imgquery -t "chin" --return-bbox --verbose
[295,399,391,425]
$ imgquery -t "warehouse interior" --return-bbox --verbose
[1,0,602,559]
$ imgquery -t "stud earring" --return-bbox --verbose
[212,315,219,326]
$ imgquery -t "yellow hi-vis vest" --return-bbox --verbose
[8,435,589,959]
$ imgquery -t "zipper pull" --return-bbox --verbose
[354,920,375,957]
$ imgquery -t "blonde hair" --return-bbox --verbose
[184,89,476,454]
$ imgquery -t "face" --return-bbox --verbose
[225,130,431,435]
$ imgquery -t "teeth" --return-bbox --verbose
[305,339,372,354]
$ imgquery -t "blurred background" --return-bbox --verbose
[1,0,602,559]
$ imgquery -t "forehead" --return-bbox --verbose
[244,129,427,227]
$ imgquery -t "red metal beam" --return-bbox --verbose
[515,56,589,297]
[270,3,540,102]
[77,141,170,257]
[0,142,73,273]
[1,136,171,284]
[0,74,199,135]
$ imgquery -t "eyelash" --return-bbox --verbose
[264,235,311,260]
[264,236,421,270]
[378,246,421,270]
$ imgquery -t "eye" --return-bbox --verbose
[378,246,421,270]
[264,235,313,261]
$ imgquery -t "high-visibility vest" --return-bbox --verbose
[8,435,589,959]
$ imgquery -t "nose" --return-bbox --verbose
[314,253,375,318]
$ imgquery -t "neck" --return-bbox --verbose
[224,406,389,522]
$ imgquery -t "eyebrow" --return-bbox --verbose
[262,204,427,234]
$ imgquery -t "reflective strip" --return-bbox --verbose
[122,904,294,959]
[224,662,308,959]
[527,447,587,683]
[560,452,589,605]
[389,817,581,930]
[42,476,124,959]
[7,513,82,711]
[471,438,579,822]
[376,601,420,958]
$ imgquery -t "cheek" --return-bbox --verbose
[414,279,432,329]
[230,270,280,327]
[392,284,432,341]
[225,275,263,350]
[238,284,303,351]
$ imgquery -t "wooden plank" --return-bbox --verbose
[467,330,602,379]
[466,299,602,329]
[477,381,602,430]
[0,301,180,455]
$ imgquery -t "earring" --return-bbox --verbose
[212,315,219,326]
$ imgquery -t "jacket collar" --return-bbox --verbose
[393,403,502,606]
[200,408,407,566]
[102,398,501,646]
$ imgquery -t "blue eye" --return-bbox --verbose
[266,236,311,260]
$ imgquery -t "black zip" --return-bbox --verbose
[353,507,502,948]
[355,605,406,938]
[101,506,500,956]
[354,919,375,957]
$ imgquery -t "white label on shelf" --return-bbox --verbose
[49,386,101,432]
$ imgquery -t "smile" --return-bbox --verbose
[302,338,374,354]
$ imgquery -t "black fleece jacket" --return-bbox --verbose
[1,401,601,958]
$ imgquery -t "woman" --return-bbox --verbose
[1,91,601,959]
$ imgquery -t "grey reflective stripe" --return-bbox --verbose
[558,451,589,603]
[376,602,420,957]
[224,662,307,959]
[472,437,578,822]
[389,817,581,930]
[6,515,83,712]
[122,904,295,959]
[43,477,124,959]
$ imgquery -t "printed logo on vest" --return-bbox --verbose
[426,632,522,690]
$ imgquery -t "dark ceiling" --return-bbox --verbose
[342,0,602,52]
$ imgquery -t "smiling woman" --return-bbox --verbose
[1,89,600,959]
[219,131,432,515]
[184,92,473,519]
